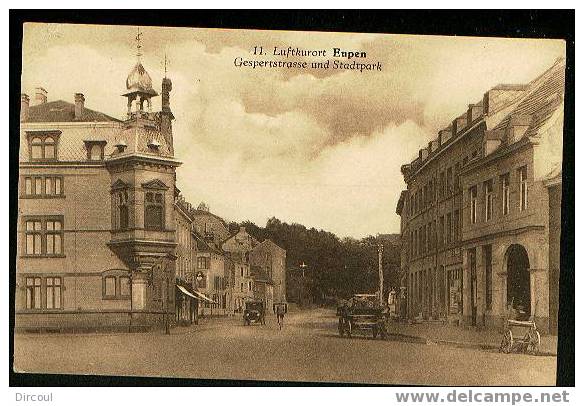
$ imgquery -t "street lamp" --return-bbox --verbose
[195,271,204,321]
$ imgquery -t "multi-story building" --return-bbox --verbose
[192,231,226,315]
[396,59,565,334]
[225,253,254,313]
[174,193,198,325]
[223,227,287,307]
[250,239,287,304]
[17,50,181,332]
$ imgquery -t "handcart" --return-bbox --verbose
[499,318,541,355]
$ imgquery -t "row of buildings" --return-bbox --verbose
[396,58,565,334]
[16,46,286,332]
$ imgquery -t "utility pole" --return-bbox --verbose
[299,262,307,306]
[378,243,384,307]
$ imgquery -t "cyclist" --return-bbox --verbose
[273,302,287,330]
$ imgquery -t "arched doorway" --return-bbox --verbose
[506,244,531,320]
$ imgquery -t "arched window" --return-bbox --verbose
[144,191,164,230]
[28,133,59,161]
[30,137,43,159]
[44,136,55,159]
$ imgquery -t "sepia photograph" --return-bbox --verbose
[10,13,573,389]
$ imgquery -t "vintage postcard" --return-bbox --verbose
[13,22,567,386]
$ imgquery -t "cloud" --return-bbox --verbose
[21,23,566,237]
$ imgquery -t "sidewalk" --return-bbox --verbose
[387,321,557,356]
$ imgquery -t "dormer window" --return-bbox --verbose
[115,140,127,153]
[84,140,106,161]
[28,132,60,161]
[147,139,161,151]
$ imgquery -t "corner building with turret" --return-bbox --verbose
[16,50,182,332]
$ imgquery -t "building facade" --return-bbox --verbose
[174,194,198,325]
[249,239,287,304]
[397,59,565,334]
[17,53,181,332]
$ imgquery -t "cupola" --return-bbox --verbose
[122,28,158,120]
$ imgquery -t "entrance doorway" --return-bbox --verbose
[506,244,531,320]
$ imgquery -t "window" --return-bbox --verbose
[484,245,493,310]
[103,275,131,299]
[23,217,63,257]
[248,281,252,290]
[453,210,460,242]
[446,167,453,195]
[197,256,209,269]
[119,276,131,297]
[439,172,445,198]
[29,134,57,161]
[484,180,493,221]
[439,216,444,247]
[501,173,510,215]
[45,220,63,255]
[117,191,129,230]
[240,282,244,292]
[104,276,116,297]
[470,186,478,224]
[25,277,41,309]
[45,277,62,309]
[519,166,528,211]
[144,191,164,230]
[22,175,64,198]
[454,163,460,190]
[25,276,62,310]
[446,213,452,244]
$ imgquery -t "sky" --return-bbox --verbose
[20,23,566,238]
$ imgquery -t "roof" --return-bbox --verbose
[253,238,285,253]
[493,59,565,139]
[24,100,121,123]
[543,163,562,187]
[192,231,223,254]
[190,209,229,228]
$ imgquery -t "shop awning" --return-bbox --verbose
[176,282,218,304]
[177,284,198,300]
[193,290,218,304]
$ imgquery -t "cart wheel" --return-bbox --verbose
[500,330,513,353]
[338,319,345,337]
[527,330,541,355]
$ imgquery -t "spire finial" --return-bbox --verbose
[164,53,168,78]
[135,27,143,61]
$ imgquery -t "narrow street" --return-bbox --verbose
[13,308,556,385]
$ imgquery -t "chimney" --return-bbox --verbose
[162,77,172,113]
[74,93,85,120]
[20,94,30,122]
[34,87,47,105]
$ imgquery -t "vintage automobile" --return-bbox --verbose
[338,294,387,339]
[243,300,265,326]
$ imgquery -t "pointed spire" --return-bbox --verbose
[164,53,168,78]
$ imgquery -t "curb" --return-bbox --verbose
[386,333,557,356]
